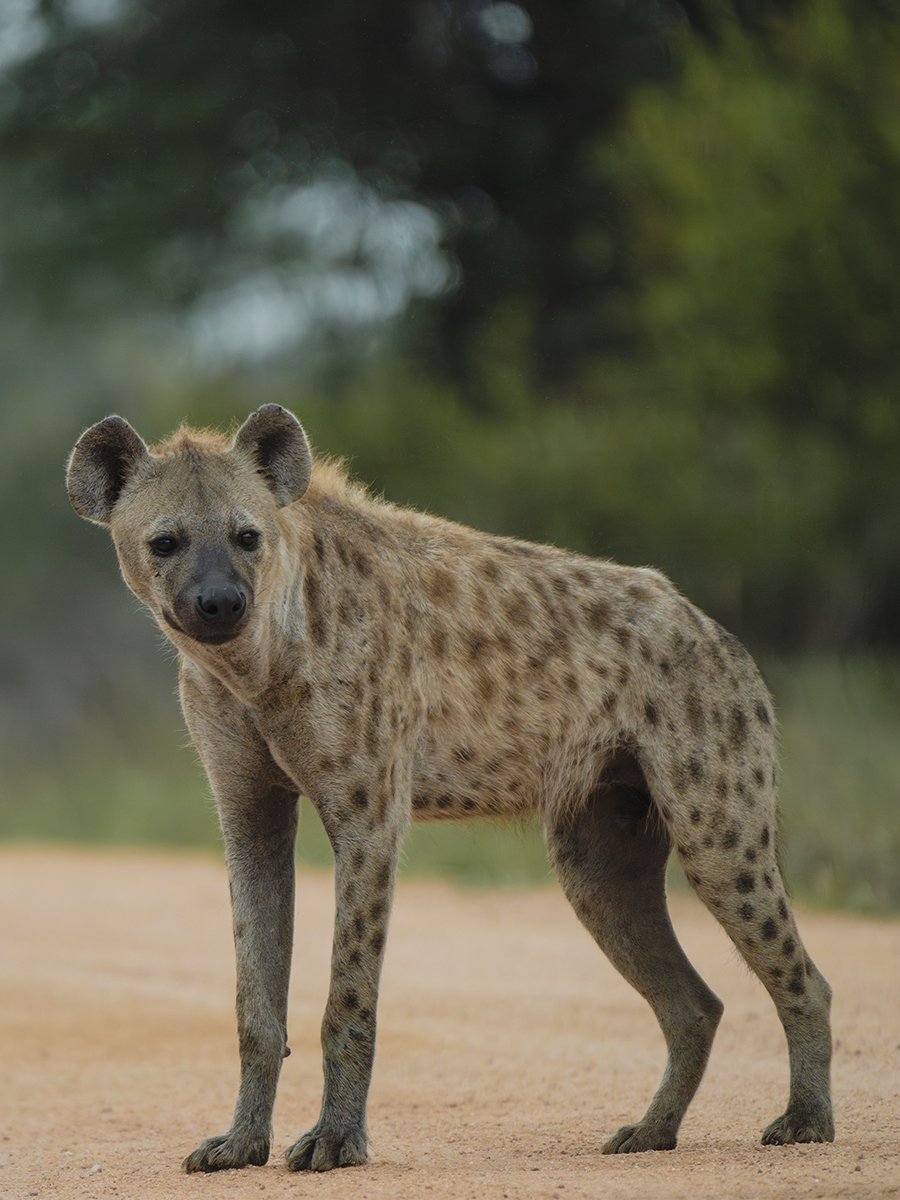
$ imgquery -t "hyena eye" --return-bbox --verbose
[149,534,179,557]
[237,529,260,550]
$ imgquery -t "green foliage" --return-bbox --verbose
[600,0,900,645]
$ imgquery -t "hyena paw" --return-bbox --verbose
[602,1120,678,1154]
[762,1105,835,1146]
[182,1129,270,1173]
[284,1122,368,1172]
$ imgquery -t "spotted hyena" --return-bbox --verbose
[66,404,834,1172]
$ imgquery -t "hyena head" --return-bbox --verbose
[66,404,311,647]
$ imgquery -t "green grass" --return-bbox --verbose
[2,656,897,911]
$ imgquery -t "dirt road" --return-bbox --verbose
[1,848,897,1199]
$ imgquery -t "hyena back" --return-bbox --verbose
[66,404,834,1172]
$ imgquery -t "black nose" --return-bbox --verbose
[195,583,246,625]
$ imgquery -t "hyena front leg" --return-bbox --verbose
[286,781,407,1172]
[183,782,299,1172]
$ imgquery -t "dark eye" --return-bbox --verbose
[150,535,179,557]
[237,529,260,550]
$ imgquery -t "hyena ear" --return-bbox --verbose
[66,416,150,525]
[232,404,312,506]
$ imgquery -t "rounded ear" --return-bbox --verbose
[66,416,150,525]
[232,404,312,506]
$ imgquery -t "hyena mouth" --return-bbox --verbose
[162,608,242,646]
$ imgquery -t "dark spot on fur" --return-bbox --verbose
[352,787,369,811]
[371,930,385,954]
[352,849,366,871]
[782,936,796,957]
[502,592,532,625]
[297,679,313,705]
[788,963,805,995]
[760,826,771,849]
[755,700,771,726]
[760,917,778,941]
[584,598,611,631]
[686,689,706,736]
[348,949,361,967]
[344,990,359,1011]
[467,632,489,661]
[681,601,705,630]
[313,533,326,564]
[454,745,474,763]
[436,794,452,810]
[548,627,571,657]
[763,871,774,890]
[353,915,366,940]
[703,835,714,848]
[351,548,371,577]
[303,570,327,645]
[744,846,757,862]
[645,701,659,726]
[736,872,756,894]
[753,767,765,787]
[494,539,540,558]
[687,756,704,782]
[739,902,754,920]
[778,898,789,921]
[729,705,748,749]
[770,966,783,979]
[722,828,739,850]
[612,625,632,648]
[715,775,728,802]
[690,808,701,824]
[366,697,383,756]
[370,900,385,922]
[660,659,671,673]
[463,798,477,811]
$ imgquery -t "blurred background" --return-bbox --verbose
[0,0,897,910]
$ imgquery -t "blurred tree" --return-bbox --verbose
[600,0,900,645]
[1,0,773,396]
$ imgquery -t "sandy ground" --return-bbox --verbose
[1,848,898,1200]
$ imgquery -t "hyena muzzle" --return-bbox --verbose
[66,404,834,1172]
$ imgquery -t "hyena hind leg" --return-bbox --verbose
[672,785,834,1146]
[546,776,724,1155]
